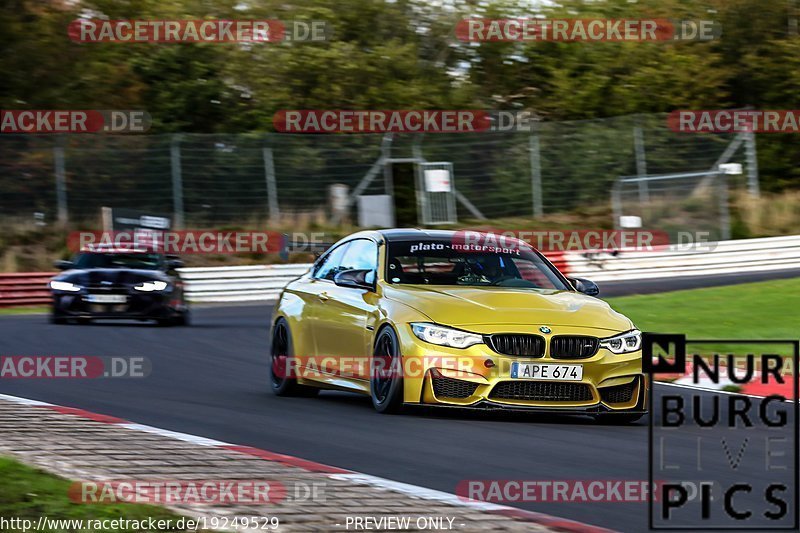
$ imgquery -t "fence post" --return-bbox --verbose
[529,128,543,217]
[263,142,280,223]
[54,137,68,224]
[634,124,649,203]
[382,134,393,196]
[170,134,184,229]
[719,173,731,241]
[744,131,760,197]
[611,180,622,230]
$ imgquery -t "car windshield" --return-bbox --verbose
[386,240,570,290]
[73,252,164,270]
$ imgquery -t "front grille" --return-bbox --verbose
[489,381,593,402]
[487,334,545,357]
[600,381,636,404]
[86,287,129,294]
[432,375,479,399]
[550,336,599,359]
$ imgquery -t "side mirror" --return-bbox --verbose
[167,258,184,269]
[54,260,73,270]
[570,277,600,296]
[334,269,375,291]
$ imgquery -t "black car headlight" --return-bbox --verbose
[411,323,484,349]
[133,280,169,292]
[50,280,81,292]
[600,329,642,354]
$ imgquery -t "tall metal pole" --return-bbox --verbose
[170,135,184,229]
[634,125,649,203]
[263,144,280,223]
[382,134,394,196]
[54,138,68,224]
[744,131,760,197]
[719,173,731,241]
[529,129,543,217]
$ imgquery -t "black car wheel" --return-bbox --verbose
[178,309,190,326]
[370,326,404,414]
[172,308,190,326]
[269,319,318,397]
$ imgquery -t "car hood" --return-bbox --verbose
[383,284,633,333]
[57,268,170,286]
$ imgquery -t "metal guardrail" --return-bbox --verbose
[566,235,800,282]
[0,273,54,307]
[179,264,310,303]
[1,237,798,307]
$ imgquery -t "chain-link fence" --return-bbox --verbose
[0,113,758,235]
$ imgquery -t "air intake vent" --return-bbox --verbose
[550,336,599,359]
[489,381,593,402]
[432,375,479,399]
[600,381,636,404]
[486,334,545,357]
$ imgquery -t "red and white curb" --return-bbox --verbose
[0,392,614,533]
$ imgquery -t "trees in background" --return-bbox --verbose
[1,0,798,191]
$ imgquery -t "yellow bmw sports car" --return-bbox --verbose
[270,229,648,422]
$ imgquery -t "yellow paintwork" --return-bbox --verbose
[273,230,648,413]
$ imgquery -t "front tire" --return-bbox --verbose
[370,327,404,414]
[269,319,319,397]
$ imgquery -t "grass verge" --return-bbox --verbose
[0,457,194,532]
[0,306,48,316]
[606,278,800,357]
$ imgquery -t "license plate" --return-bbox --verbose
[84,294,127,304]
[511,363,583,381]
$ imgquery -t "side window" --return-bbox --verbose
[339,239,378,273]
[313,243,350,280]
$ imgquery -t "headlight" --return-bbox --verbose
[50,280,81,292]
[600,329,642,354]
[411,323,484,349]
[134,280,169,292]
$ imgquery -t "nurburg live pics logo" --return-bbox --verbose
[643,333,799,530]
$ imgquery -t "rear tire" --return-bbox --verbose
[269,319,319,397]
[50,312,67,325]
[174,308,190,326]
[370,327,404,414]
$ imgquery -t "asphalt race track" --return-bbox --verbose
[1,272,798,532]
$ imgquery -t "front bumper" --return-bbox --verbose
[397,324,648,414]
[52,291,185,319]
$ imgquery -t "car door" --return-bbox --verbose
[305,241,351,356]
[310,238,380,385]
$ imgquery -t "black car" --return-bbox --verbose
[49,249,189,326]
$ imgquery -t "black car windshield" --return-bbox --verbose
[386,240,570,290]
[74,253,164,270]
